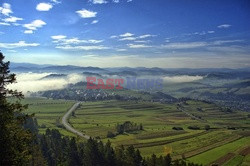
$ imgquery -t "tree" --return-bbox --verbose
[150,154,157,166]
[163,154,171,166]
[104,140,116,166]
[0,52,34,165]
[68,137,82,166]
[205,125,210,131]
[107,131,115,138]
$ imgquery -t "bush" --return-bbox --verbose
[188,125,200,130]
[227,127,236,130]
[40,124,46,128]
[107,131,115,138]
[205,125,210,130]
[172,127,184,130]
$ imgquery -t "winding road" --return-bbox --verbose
[61,102,90,139]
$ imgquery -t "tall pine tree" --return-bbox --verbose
[0,52,34,165]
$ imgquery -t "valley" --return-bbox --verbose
[23,97,250,165]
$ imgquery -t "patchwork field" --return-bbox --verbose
[21,97,76,136]
[20,98,250,165]
[68,100,250,165]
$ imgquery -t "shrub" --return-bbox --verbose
[188,125,200,130]
[107,131,115,138]
[172,127,184,130]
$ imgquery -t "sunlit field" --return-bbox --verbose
[7,92,250,165]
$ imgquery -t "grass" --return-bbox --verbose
[188,137,250,165]
[21,97,75,135]
[69,99,250,159]
[223,155,245,166]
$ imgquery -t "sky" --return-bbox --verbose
[0,0,250,68]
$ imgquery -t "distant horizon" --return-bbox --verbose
[1,0,250,68]
[9,61,250,70]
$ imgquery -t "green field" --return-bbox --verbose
[68,100,250,164]
[188,138,250,165]
[21,97,76,136]
[21,98,250,165]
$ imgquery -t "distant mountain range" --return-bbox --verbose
[10,62,250,79]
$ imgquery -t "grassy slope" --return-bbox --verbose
[22,97,76,136]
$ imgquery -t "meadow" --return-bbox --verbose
[22,97,76,136]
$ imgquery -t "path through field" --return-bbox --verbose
[62,102,90,139]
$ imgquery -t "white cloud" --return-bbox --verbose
[52,36,107,51]
[89,0,108,4]
[117,33,155,41]
[127,44,152,48]
[119,37,137,41]
[116,48,127,51]
[110,35,117,39]
[207,31,215,34]
[2,16,23,23]
[52,37,103,45]
[23,19,46,30]
[113,0,119,3]
[217,24,231,29]
[0,3,12,16]
[51,35,67,40]
[91,20,99,24]
[56,45,108,51]
[13,23,21,26]
[24,30,33,34]
[199,31,206,35]
[206,46,247,53]
[163,75,203,83]
[8,73,84,95]
[127,0,132,2]
[7,50,17,53]
[134,40,149,43]
[36,3,53,11]
[138,34,156,39]
[88,39,103,44]
[0,22,10,26]
[76,9,97,18]
[51,0,61,4]
[0,41,40,49]
[162,42,207,49]
[161,40,243,50]
[212,40,243,45]
[120,32,134,37]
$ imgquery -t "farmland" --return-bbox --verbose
[21,97,76,136]
[21,97,250,165]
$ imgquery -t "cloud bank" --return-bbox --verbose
[8,73,84,95]
[163,75,203,83]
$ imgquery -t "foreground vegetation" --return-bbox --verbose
[35,128,201,166]
[21,96,250,165]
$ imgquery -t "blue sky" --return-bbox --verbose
[0,0,250,68]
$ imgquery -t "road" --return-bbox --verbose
[61,102,90,139]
